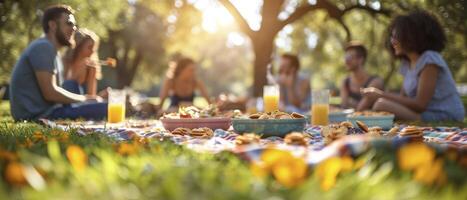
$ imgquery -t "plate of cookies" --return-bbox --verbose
[346,111,395,130]
[160,106,231,131]
[232,111,307,137]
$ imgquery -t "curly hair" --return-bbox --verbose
[386,10,446,56]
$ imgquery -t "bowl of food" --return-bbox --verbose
[232,111,307,137]
[346,111,395,130]
[160,105,232,131]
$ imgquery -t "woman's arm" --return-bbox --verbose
[85,60,99,95]
[356,78,384,111]
[365,64,439,113]
[196,80,211,104]
[158,78,171,108]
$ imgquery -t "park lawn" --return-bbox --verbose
[0,101,466,199]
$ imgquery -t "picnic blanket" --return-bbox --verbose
[39,119,466,165]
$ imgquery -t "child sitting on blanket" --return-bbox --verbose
[361,10,464,122]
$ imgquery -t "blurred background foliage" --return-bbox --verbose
[0,0,466,97]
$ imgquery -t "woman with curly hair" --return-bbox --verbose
[362,10,464,121]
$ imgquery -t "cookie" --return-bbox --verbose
[284,132,308,146]
[190,127,214,138]
[356,121,369,132]
[291,112,305,119]
[235,133,261,145]
[171,127,191,136]
[258,114,270,119]
[340,121,353,128]
[249,113,261,119]
[400,126,423,136]
[385,126,399,137]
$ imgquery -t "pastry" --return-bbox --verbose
[290,112,305,119]
[356,120,369,132]
[235,133,261,145]
[284,132,308,146]
[171,127,192,136]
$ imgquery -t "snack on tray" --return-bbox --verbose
[171,127,214,138]
[171,127,192,136]
[321,124,349,144]
[348,111,393,117]
[356,120,369,132]
[385,126,400,137]
[247,111,305,120]
[190,127,214,138]
[399,126,424,140]
[235,133,261,145]
[367,126,383,137]
[162,105,220,119]
[340,121,353,128]
[284,132,309,146]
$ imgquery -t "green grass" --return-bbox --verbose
[0,101,466,199]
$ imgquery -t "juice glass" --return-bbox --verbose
[107,89,126,123]
[311,89,329,125]
[263,85,279,113]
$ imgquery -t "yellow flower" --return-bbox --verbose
[4,162,27,186]
[250,162,268,178]
[272,156,307,188]
[397,143,435,171]
[253,149,308,188]
[66,145,88,171]
[413,158,444,185]
[315,157,344,191]
[340,156,354,172]
[261,149,291,170]
[116,143,139,156]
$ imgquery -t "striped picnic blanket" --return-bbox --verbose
[39,119,466,165]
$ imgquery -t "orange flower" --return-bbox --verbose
[315,157,343,191]
[116,143,139,156]
[271,156,307,188]
[397,143,435,171]
[253,149,308,188]
[66,145,88,171]
[250,162,268,178]
[413,158,444,185]
[0,149,18,161]
[4,162,27,186]
[32,131,47,142]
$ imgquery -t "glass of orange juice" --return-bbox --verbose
[311,89,329,126]
[107,89,126,123]
[263,84,279,113]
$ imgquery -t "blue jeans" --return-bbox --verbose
[46,80,107,120]
[47,103,108,120]
[62,80,84,95]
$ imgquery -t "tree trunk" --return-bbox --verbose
[252,34,275,97]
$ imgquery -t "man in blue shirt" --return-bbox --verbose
[9,5,107,121]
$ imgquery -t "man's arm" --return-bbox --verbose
[35,71,86,104]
